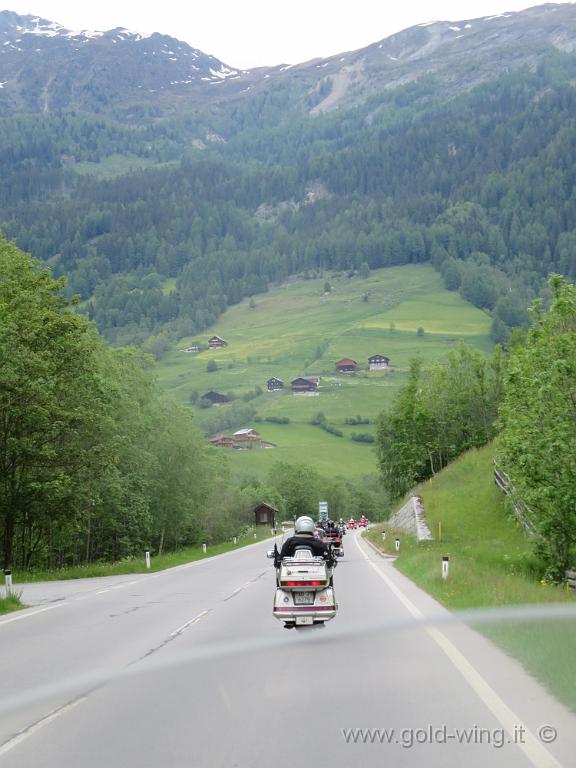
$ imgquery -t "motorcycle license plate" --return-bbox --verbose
[293,591,314,605]
[296,616,313,625]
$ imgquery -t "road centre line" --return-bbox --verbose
[170,610,210,638]
[0,695,88,758]
[0,538,273,628]
[355,534,562,768]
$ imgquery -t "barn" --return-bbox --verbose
[208,335,228,349]
[267,377,284,391]
[368,354,390,370]
[335,358,357,373]
[291,376,319,394]
[254,502,278,527]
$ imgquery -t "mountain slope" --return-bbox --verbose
[1,4,576,348]
[0,11,252,114]
[1,5,576,118]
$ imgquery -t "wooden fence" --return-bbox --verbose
[493,462,537,536]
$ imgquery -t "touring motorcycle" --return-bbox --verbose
[267,546,338,628]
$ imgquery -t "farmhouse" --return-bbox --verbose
[202,390,229,406]
[208,335,228,349]
[254,502,278,528]
[368,354,390,370]
[233,428,261,443]
[267,377,284,391]
[335,358,357,373]
[291,376,320,394]
[208,435,236,448]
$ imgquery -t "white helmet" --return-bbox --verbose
[295,516,315,535]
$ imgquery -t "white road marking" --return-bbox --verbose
[0,603,64,627]
[169,610,210,638]
[95,589,110,594]
[0,696,87,758]
[355,534,563,768]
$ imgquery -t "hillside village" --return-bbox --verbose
[190,335,393,408]
[196,337,394,449]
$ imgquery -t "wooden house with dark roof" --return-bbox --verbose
[368,354,390,370]
[202,390,229,406]
[254,502,278,527]
[208,335,228,349]
[267,376,284,391]
[335,358,357,373]
[291,376,319,394]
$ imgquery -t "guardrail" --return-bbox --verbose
[493,462,537,536]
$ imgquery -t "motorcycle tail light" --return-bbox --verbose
[281,580,324,587]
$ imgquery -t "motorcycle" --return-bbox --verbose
[322,530,344,558]
[267,546,338,629]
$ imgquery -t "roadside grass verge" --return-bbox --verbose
[364,444,576,711]
[12,527,277,583]
[0,593,25,616]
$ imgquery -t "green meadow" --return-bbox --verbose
[155,264,493,477]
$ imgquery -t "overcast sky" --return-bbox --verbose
[3,1,575,68]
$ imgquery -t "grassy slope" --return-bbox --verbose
[71,155,178,180]
[365,445,576,710]
[156,265,492,477]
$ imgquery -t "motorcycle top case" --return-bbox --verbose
[278,559,329,589]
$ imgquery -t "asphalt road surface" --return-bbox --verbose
[0,531,574,768]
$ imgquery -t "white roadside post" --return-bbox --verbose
[395,538,400,552]
[4,569,12,594]
[442,555,450,580]
[381,531,386,542]
[254,532,257,539]
[145,551,151,570]
[233,536,237,545]
[202,543,207,554]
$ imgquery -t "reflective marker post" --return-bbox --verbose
[4,569,12,592]
[233,536,237,545]
[145,551,151,570]
[395,538,400,552]
[442,555,449,580]
[202,543,207,554]
[381,531,386,541]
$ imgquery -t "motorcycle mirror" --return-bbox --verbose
[266,550,275,559]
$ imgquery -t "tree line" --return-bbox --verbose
[376,276,576,581]
[2,53,576,346]
[0,236,383,570]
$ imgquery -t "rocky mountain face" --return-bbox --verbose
[0,11,253,114]
[291,2,576,114]
[1,4,576,117]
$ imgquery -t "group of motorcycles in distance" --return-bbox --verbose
[268,514,370,629]
[317,515,370,557]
